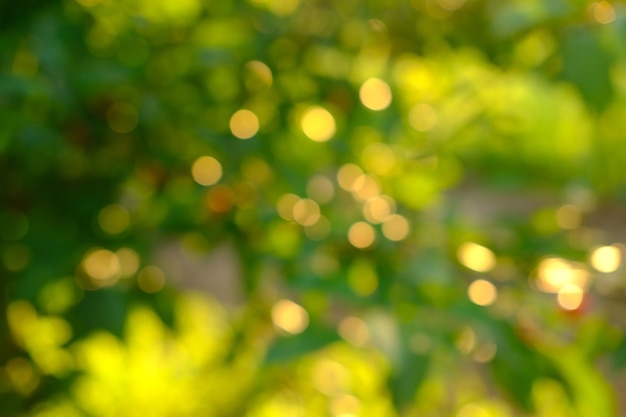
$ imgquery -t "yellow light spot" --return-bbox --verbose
[242,157,273,185]
[409,103,437,132]
[338,316,369,346]
[593,1,615,24]
[300,106,336,142]
[590,245,621,272]
[557,283,584,310]
[205,184,234,213]
[556,204,581,230]
[457,403,489,417]
[382,214,410,241]
[468,279,497,306]
[455,326,476,354]
[473,342,497,363]
[116,248,140,277]
[271,299,309,334]
[292,198,320,226]
[537,258,590,293]
[252,0,300,16]
[337,163,364,191]
[361,142,396,175]
[348,222,375,249]
[191,156,222,186]
[312,359,348,396]
[359,77,392,111]
[306,175,334,204]
[437,0,465,11]
[351,174,381,201]
[348,259,378,296]
[5,357,39,396]
[330,394,361,417]
[82,249,121,283]
[457,242,496,273]
[229,109,259,139]
[137,265,165,293]
[245,60,273,89]
[106,102,138,134]
[363,195,395,224]
[304,216,331,240]
[277,193,300,221]
[98,204,130,235]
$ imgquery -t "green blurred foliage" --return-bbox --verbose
[2,0,626,415]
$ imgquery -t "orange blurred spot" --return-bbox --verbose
[468,279,497,306]
[230,109,259,139]
[348,222,375,249]
[359,78,392,111]
[206,185,234,213]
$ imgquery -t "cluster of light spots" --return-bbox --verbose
[191,156,222,186]
[276,193,330,239]
[300,105,336,142]
[98,204,130,235]
[360,142,396,175]
[338,316,369,346]
[277,193,301,221]
[437,0,466,11]
[592,1,616,24]
[590,245,621,273]
[304,216,331,240]
[468,279,498,306]
[359,77,392,111]
[457,242,496,273]
[311,359,349,396]
[382,214,410,241]
[337,163,364,191]
[205,184,234,213]
[409,103,437,132]
[556,204,581,230]
[351,174,381,201]
[106,102,139,134]
[116,247,140,277]
[557,283,584,310]
[292,199,321,226]
[306,175,335,204]
[245,60,273,89]
[137,265,166,293]
[229,109,259,139]
[363,195,395,224]
[271,299,309,334]
[536,258,589,293]
[82,249,121,285]
[348,222,375,249]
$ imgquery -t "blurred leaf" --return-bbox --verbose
[264,323,339,364]
[561,28,613,111]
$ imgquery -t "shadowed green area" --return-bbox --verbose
[2,0,626,416]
